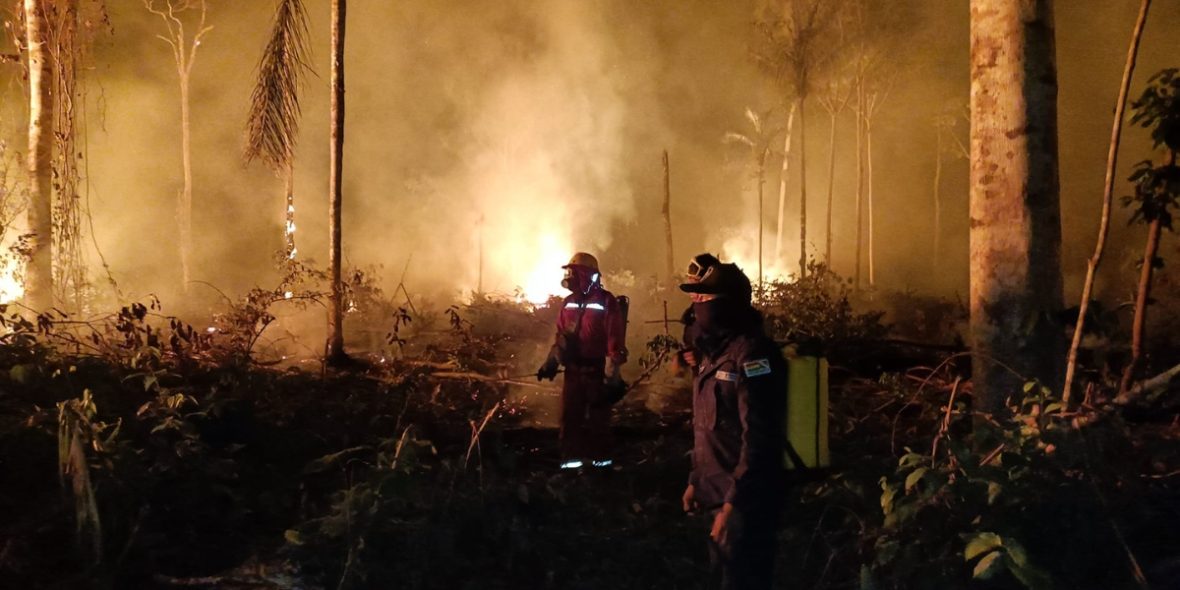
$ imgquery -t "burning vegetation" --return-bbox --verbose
[1,1,1180,589]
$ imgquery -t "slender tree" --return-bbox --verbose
[818,81,852,265]
[23,0,53,311]
[861,82,891,288]
[754,0,841,277]
[1063,0,1151,404]
[774,102,796,269]
[145,0,212,296]
[725,107,779,287]
[662,150,675,283]
[1117,68,1180,399]
[326,0,347,363]
[931,108,968,271]
[244,0,312,262]
[969,0,1064,412]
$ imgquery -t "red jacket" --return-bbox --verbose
[552,287,627,366]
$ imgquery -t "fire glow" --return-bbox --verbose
[0,267,21,304]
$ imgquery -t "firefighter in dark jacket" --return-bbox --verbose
[680,263,787,590]
[678,253,721,374]
[537,252,628,469]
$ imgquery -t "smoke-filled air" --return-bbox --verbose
[2,1,1180,588]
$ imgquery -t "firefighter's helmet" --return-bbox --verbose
[563,252,600,272]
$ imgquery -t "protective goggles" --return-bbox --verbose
[686,255,714,281]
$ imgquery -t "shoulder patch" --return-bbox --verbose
[716,370,739,382]
[742,359,772,377]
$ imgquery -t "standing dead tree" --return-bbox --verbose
[244,0,312,264]
[1062,0,1151,404]
[662,150,675,283]
[145,0,212,297]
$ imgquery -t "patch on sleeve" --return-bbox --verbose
[742,359,772,377]
[716,370,739,382]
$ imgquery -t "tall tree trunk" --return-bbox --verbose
[854,81,864,291]
[866,115,875,288]
[798,97,808,277]
[757,149,767,288]
[933,125,943,270]
[775,102,797,268]
[179,73,193,293]
[969,0,1064,413]
[1064,0,1151,404]
[662,150,675,283]
[1120,215,1163,397]
[327,0,347,362]
[824,107,838,266]
[24,0,53,311]
[477,214,484,294]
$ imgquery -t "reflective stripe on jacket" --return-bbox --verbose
[554,288,627,365]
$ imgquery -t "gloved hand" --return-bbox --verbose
[536,357,560,381]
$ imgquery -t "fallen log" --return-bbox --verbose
[1116,360,1180,405]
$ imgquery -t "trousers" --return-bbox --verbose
[560,363,611,461]
[706,500,780,590]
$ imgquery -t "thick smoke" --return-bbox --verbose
[2,0,1178,310]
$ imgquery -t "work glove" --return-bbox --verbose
[536,357,560,381]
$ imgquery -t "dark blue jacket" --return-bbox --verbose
[689,330,787,510]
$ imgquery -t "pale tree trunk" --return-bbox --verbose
[327,0,347,362]
[1119,215,1163,397]
[854,80,865,291]
[178,74,193,292]
[933,124,943,270]
[662,150,675,282]
[775,101,797,268]
[1063,0,1151,404]
[757,148,768,288]
[866,115,875,288]
[24,0,53,312]
[147,0,211,297]
[969,0,1064,413]
[798,97,808,277]
[824,106,838,265]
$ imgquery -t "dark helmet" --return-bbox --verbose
[679,263,752,303]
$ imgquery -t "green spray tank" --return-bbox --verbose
[783,347,830,470]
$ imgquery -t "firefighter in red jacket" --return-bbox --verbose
[536,252,628,469]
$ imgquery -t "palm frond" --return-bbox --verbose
[723,132,756,148]
[244,0,313,170]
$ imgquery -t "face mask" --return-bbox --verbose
[561,268,599,294]
[693,298,739,334]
